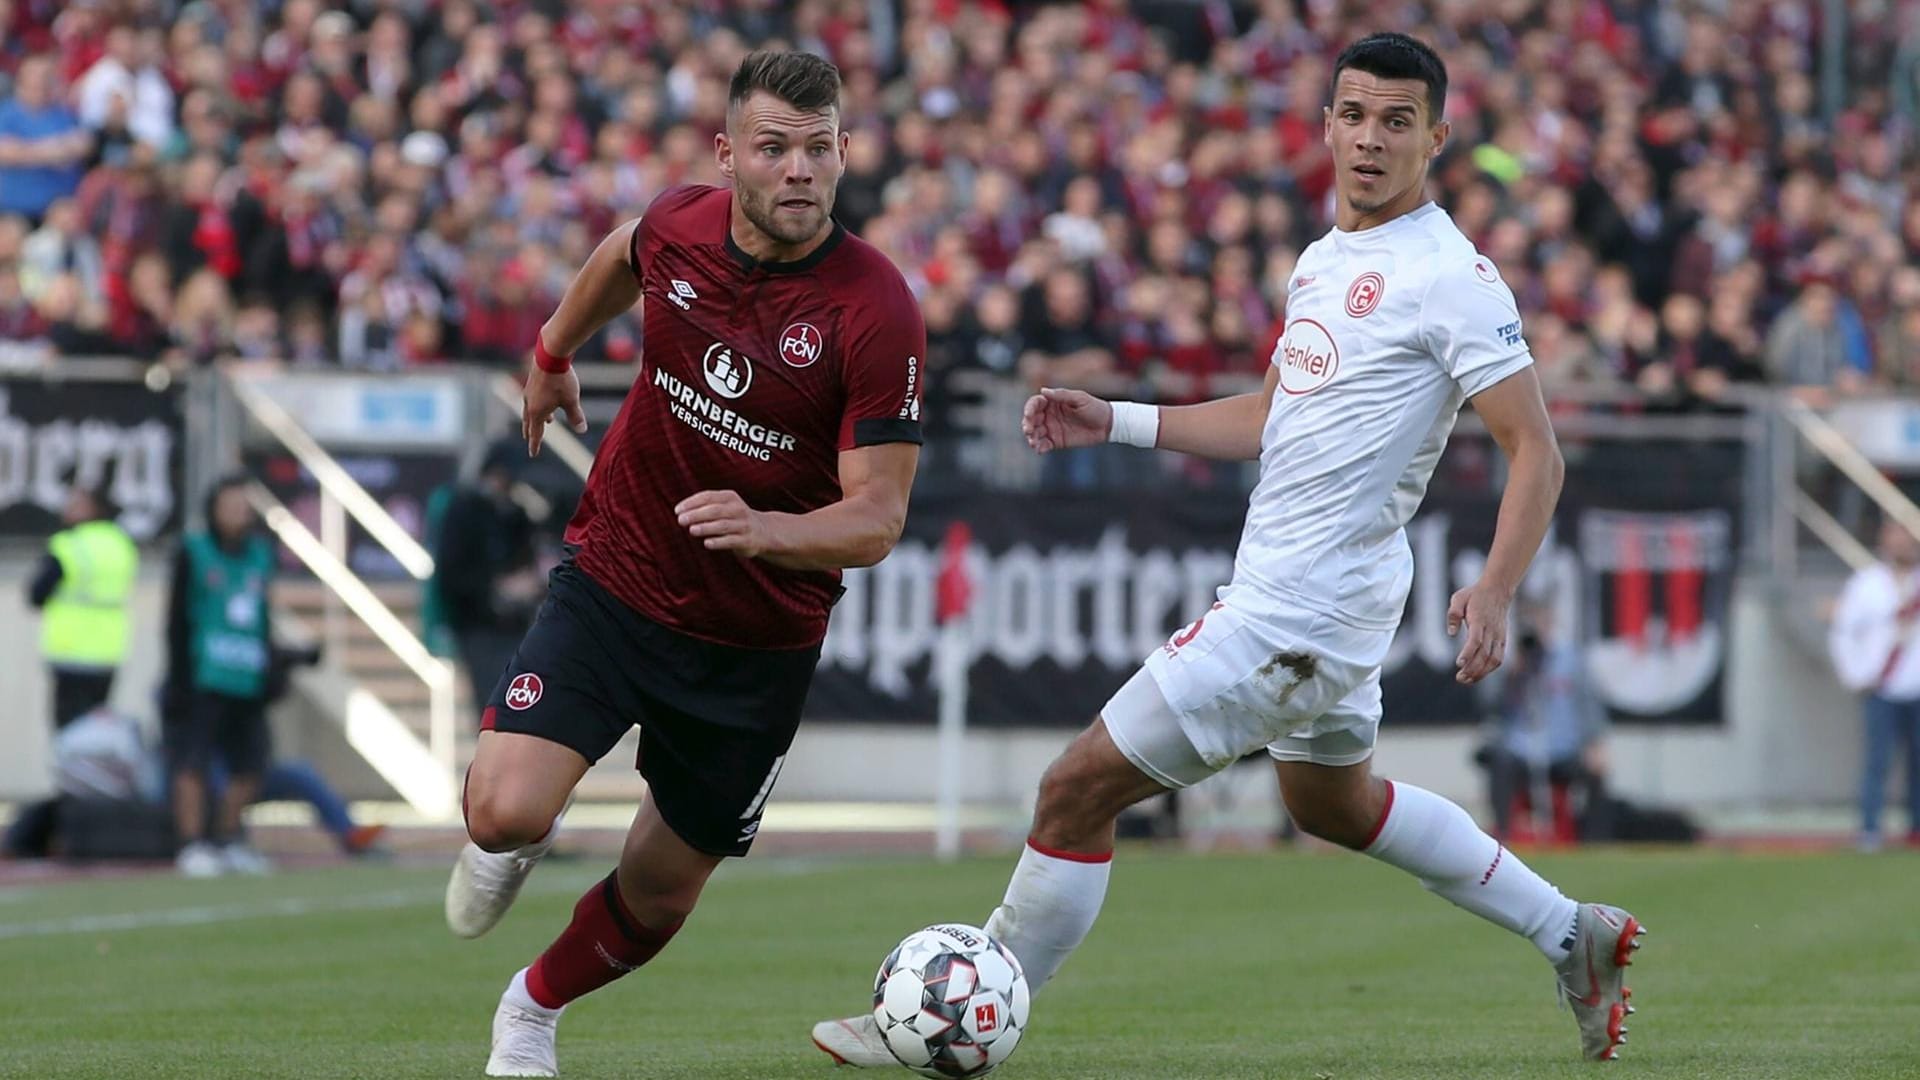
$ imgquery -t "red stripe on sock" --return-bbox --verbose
[524,871,682,1009]
[1360,780,1397,850]
[1026,838,1113,864]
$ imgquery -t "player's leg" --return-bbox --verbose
[446,731,589,940]
[447,572,631,939]
[813,669,1179,1068]
[489,629,811,1078]
[1271,693,1642,1060]
[1273,755,1579,948]
[463,731,588,851]
[485,790,719,1078]
[984,674,1178,990]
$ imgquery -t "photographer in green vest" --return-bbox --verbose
[163,474,278,878]
[28,477,137,729]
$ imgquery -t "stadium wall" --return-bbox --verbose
[0,560,1865,817]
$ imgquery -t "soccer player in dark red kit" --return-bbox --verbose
[442,51,925,1077]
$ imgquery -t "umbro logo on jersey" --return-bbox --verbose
[1293,275,1317,289]
[1345,272,1384,318]
[669,279,698,310]
[1474,261,1500,283]
[703,342,753,399]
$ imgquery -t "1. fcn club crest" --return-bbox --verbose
[1580,510,1731,716]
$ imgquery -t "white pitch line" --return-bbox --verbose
[0,888,437,940]
[0,857,839,940]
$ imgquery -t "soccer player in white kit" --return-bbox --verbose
[813,32,1643,1065]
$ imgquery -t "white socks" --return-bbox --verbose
[982,841,1112,992]
[1363,780,1580,963]
[504,967,562,1017]
[982,782,1578,1000]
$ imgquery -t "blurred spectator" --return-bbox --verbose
[19,196,102,304]
[434,439,540,715]
[30,475,136,729]
[1765,278,1862,393]
[1827,517,1920,852]
[74,24,172,150]
[212,757,390,859]
[1475,604,1612,844]
[0,55,88,220]
[0,0,1907,471]
[164,475,279,877]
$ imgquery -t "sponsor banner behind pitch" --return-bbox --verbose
[0,376,181,542]
[810,438,1743,728]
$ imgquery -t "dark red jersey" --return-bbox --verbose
[565,185,925,649]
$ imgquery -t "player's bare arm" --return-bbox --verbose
[521,218,644,456]
[1447,365,1564,684]
[675,442,918,570]
[1022,366,1277,461]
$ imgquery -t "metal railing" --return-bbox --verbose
[247,481,458,817]
[1775,397,1920,578]
[225,370,459,816]
[227,375,434,576]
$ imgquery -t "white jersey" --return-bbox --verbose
[1223,202,1533,630]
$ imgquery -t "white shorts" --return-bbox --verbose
[1102,599,1392,788]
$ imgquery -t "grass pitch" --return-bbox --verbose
[3,846,1917,1079]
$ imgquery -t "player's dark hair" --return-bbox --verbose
[1331,33,1448,123]
[728,50,841,119]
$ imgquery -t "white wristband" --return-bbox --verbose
[1107,400,1160,448]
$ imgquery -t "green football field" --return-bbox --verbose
[4,847,1918,1079]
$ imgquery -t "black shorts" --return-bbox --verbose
[483,563,819,858]
[165,691,271,776]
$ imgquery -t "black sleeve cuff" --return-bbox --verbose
[852,418,924,447]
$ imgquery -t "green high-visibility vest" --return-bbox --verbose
[41,519,138,669]
[184,531,274,698]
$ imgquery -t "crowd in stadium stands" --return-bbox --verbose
[0,0,1916,425]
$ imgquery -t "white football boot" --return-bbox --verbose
[811,1014,895,1067]
[1554,902,1645,1060]
[486,970,564,1077]
[175,841,225,878]
[221,842,273,876]
[446,809,566,939]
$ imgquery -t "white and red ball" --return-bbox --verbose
[872,923,1031,1078]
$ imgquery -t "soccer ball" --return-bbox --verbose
[872,923,1030,1078]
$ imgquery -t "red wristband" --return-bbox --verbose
[533,334,572,373]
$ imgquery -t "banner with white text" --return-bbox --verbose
[808,439,1744,728]
[0,376,181,543]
